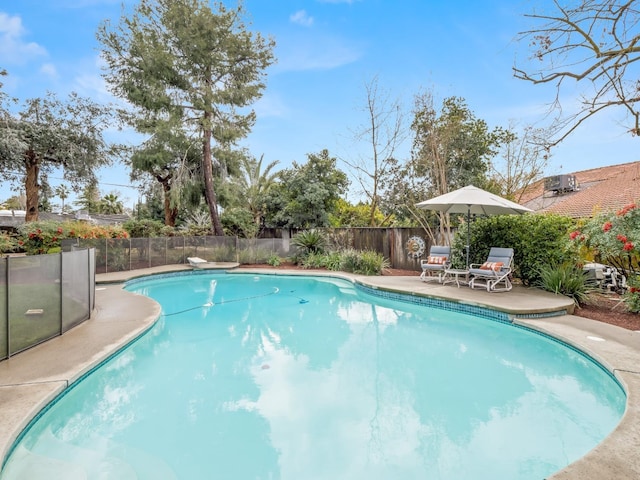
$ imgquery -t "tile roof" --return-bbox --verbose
[518,161,640,218]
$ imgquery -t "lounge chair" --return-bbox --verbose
[468,247,514,292]
[419,245,451,282]
[187,257,208,268]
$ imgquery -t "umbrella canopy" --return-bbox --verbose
[416,185,532,267]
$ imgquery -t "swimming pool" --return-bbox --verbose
[0,273,626,479]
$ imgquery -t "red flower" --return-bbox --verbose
[630,287,639,293]
[57,227,63,234]
[28,233,35,239]
[617,234,628,243]
[18,240,23,246]
[623,242,634,251]
[602,221,613,232]
[36,229,42,234]
[569,230,581,240]
[617,203,637,216]
[52,237,57,242]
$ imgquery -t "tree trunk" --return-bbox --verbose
[202,112,224,236]
[158,175,178,227]
[24,150,40,222]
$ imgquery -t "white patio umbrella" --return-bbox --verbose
[415,185,533,267]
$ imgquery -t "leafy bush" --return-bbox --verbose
[323,251,343,271]
[221,207,259,238]
[292,230,327,256]
[339,248,360,273]
[0,232,17,256]
[537,263,593,306]
[122,219,169,238]
[572,203,640,279]
[267,254,282,267]
[624,275,640,313]
[302,251,327,269]
[17,221,129,255]
[355,250,390,275]
[450,214,576,286]
[339,248,389,275]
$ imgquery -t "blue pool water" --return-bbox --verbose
[1,273,626,479]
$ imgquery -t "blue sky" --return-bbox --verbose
[1,0,638,210]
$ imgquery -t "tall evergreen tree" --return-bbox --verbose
[98,0,276,235]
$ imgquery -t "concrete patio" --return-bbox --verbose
[0,265,638,479]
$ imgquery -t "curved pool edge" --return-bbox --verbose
[0,284,162,470]
[0,266,638,479]
[514,316,640,479]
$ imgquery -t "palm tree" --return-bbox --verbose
[236,155,280,226]
[100,192,125,214]
[54,185,70,213]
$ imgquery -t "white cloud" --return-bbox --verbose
[290,10,314,27]
[0,12,47,64]
[40,63,58,79]
[276,34,363,72]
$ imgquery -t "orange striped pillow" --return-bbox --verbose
[480,261,504,271]
[427,255,447,265]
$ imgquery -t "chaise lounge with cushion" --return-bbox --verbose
[420,245,451,283]
[468,247,514,292]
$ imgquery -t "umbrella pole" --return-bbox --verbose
[466,206,470,268]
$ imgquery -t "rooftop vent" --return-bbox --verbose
[544,174,577,194]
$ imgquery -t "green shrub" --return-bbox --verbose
[339,248,360,273]
[537,263,593,306]
[302,251,327,269]
[338,249,389,275]
[221,207,259,238]
[292,230,326,255]
[624,275,640,313]
[355,250,390,275]
[267,254,282,267]
[122,219,168,238]
[0,232,17,256]
[451,214,576,286]
[324,251,343,271]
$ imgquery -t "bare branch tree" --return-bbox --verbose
[342,76,407,226]
[514,0,640,143]
[489,123,551,202]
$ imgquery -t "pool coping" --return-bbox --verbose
[0,266,638,478]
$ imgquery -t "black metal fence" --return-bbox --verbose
[63,237,296,274]
[0,248,95,359]
[64,228,446,273]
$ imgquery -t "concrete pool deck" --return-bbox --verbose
[0,265,638,479]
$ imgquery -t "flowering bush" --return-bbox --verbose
[572,203,640,281]
[17,221,129,255]
[624,276,640,313]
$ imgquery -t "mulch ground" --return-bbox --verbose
[241,264,640,331]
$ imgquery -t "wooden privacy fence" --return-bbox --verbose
[261,227,447,271]
[324,228,438,271]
